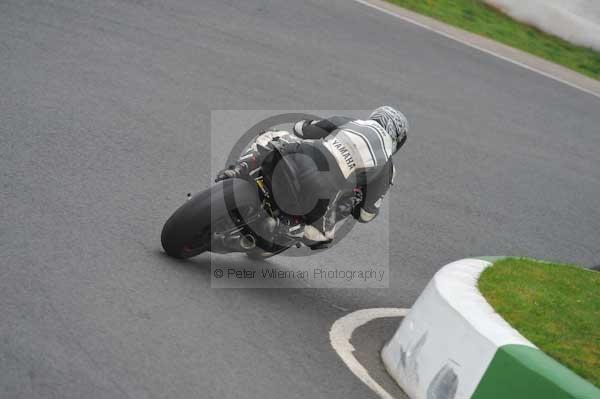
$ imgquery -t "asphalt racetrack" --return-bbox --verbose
[2,0,600,398]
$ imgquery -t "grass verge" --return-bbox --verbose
[478,258,599,387]
[385,0,600,80]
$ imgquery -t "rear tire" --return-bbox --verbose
[161,178,261,259]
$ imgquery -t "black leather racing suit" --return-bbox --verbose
[236,116,396,242]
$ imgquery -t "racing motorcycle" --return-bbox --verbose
[161,139,362,260]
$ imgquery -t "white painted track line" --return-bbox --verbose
[330,308,409,399]
[352,0,600,100]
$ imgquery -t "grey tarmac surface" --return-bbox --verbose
[2,0,599,398]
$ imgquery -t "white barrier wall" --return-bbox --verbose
[381,258,534,399]
[382,257,600,399]
[484,0,600,51]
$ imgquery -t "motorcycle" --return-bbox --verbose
[161,144,361,260]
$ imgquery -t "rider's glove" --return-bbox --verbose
[215,164,246,182]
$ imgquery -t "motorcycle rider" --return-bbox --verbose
[215,106,408,247]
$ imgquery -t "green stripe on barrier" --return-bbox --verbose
[472,345,600,399]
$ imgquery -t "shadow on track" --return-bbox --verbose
[153,249,389,314]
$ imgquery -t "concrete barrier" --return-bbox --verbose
[484,0,600,51]
[381,257,600,399]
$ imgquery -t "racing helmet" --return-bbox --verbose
[369,106,408,153]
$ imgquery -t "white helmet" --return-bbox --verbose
[369,106,408,153]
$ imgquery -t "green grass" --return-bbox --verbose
[478,258,600,387]
[386,0,600,80]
